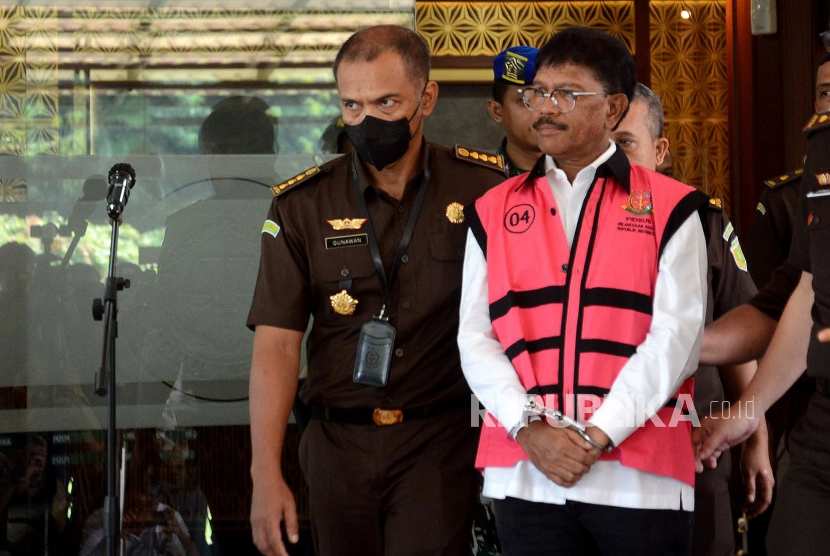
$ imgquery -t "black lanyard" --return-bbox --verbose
[350,150,431,319]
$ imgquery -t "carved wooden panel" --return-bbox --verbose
[651,1,730,209]
[417,1,635,54]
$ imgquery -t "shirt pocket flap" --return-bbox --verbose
[429,231,467,262]
[311,248,376,283]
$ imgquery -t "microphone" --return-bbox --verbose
[106,163,136,219]
[62,175,107,238]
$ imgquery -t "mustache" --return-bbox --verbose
[533,117,567,131]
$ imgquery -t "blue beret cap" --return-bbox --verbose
[493,46,539,85]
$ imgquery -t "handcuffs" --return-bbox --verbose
[524,399,614,453]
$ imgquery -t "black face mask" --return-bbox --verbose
[344,105,420,171]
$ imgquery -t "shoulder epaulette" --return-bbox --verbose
[708,197,723,211]
[804,112,830,137]
[764,168,803,189]
[271,166,324,197]
[454,145,507,175]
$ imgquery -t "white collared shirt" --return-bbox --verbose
[458,142,706,510]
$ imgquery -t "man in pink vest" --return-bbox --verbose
[458,27,708,555]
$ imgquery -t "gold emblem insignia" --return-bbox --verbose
[327,218,368,231]
[446,202,465,224]
[330,290,358,316]
[458,147,469,156]
[623,191,653,215]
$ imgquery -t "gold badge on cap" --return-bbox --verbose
[446,202,465,224]
[327,218,367,231]
[330,290,358,316]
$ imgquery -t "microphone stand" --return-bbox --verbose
[93,216,130,556]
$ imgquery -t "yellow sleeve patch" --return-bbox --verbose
[730,237,748,272]
[262,219,280,238]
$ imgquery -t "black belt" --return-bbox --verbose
[816,378,830,397]
[310,396,468,426]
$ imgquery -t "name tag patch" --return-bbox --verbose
[326,233,368,249]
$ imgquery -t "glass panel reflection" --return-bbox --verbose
[0,3,412,553]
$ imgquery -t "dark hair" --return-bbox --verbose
[631,83,665,140]
[536,26,637,104]
[821,52,830,69]
[333,25,431,89]
[199,96,277,155]
[492,81,511,103]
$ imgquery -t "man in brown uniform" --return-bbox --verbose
[611,83,772,556]
[696,110,830,556]
[246,25,506,556]
[487,46,542,177]
[701,52,830,368]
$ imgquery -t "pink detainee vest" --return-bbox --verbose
[468,155,706,487]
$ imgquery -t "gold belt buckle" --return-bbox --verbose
[373,408,403,426]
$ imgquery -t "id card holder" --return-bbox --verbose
[353,317,396,387]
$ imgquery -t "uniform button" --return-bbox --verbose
[401,255,410,263]
[341,268,350,277]
[395,348,404,357]
[815,215,822,226]
[561,264,569,272]
[384,396,393,403]
[402,301,411,309]
[550,208,557,216]
[397,205,405,214]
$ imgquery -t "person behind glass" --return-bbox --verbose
[246,25,507,556]
[458,27,709,556]
[695,105,830,554]
[611,83,773,555]
[487,46,543,177]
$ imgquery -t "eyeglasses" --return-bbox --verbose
[517,87,607,113]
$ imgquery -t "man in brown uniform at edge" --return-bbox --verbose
[717,50,830,556]
[610,83,773,556]
[246,25,507,556]
[696,107,830,556]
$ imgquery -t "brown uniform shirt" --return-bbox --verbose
[247,142,506,409]
[745,171,801,289]
[694,202,758,416]
[791,114,830,379]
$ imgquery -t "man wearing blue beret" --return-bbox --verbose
[488,46,543,177]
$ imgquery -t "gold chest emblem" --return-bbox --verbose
[446,202,465,224]
[330,290,358,316]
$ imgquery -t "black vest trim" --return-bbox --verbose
[577,338,638,358]
[581,287,653,315]
[490,286,566,321]
[659,189,709,260]
[504,335,563,361]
